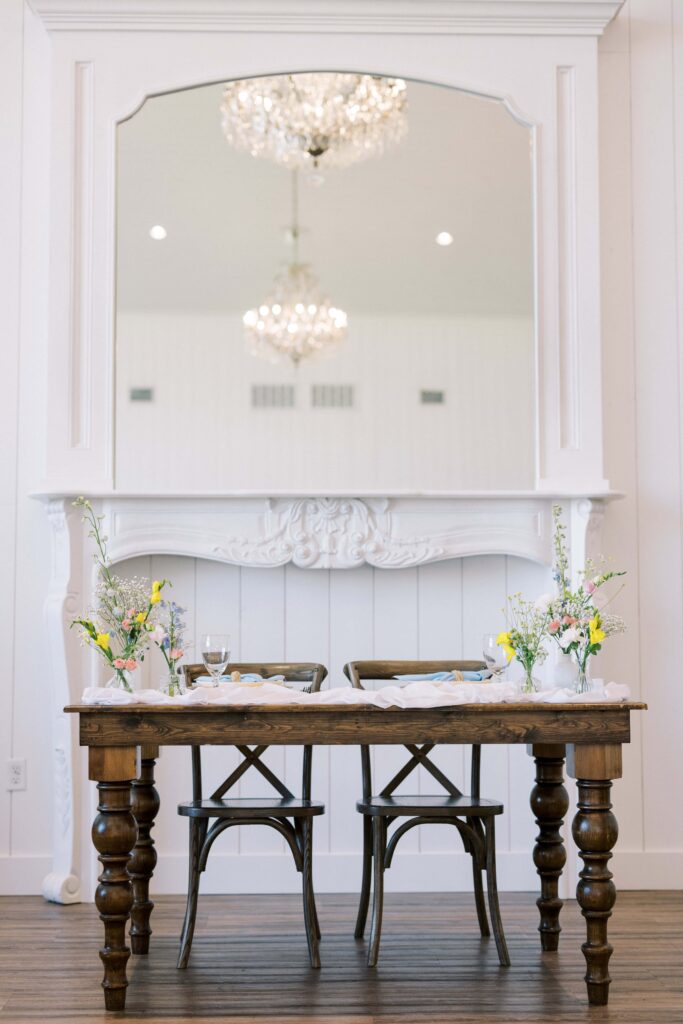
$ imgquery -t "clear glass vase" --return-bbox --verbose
[107,668,134,692]
[520,663,539,694]
[161,666,184,697]
[575,663,592,695]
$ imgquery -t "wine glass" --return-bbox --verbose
[201,633,231,686]
[482,633,508,680]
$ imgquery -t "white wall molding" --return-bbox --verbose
[29,1,623,37]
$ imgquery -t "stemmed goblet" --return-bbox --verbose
[482,633,508,681]
[201,633,231,686]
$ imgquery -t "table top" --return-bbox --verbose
[66,700,647,713]
[67,700,646,748]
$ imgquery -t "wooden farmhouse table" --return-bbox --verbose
[66,699,646,1012]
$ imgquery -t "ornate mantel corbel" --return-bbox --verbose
[41,498,84,904]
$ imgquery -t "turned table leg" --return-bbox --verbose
[129,744,160,955]
[529,743,569,951]
[567,743,622,1007]
[89,746,139,1012]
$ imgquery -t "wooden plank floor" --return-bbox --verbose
[0,892,681,1023]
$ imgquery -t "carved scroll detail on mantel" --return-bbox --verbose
[212,498,447,569]
[99,495,569,570]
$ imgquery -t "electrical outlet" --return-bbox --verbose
[6,759,26,791]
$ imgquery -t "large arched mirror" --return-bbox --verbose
[115,74,534,492]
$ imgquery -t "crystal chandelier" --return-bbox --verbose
[221,73,407,171]
[243,172,348,366]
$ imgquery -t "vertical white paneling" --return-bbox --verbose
[328,566,373,864]
[0,0,24,865]
[372,568,420,857]
[283,565,330,853]
[504,556,550,856]
[115,313,535,493]
[629,0,683,854]
[239,567,287,855]
[597,5,645,856]
[461,556,510,851]
[416,560,466,854]
[193,560,241,857]
[149,556,196,856]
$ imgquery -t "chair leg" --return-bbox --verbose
[301,818,321,969]
[367,817,386,968]
[355,814,373,939]
[177,818,204,968]
[484,817,510,967]
[473,856,491,938]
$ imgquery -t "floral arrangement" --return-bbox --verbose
[543,505,626,692]
[497,594,549,694]
[498,506,626,695]
[71,497,168,691]
[150,601,188,695]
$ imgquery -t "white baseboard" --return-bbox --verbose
[610,850,683,889]
[0,855,52,895]
[152,850,538,896]
[2,850,682,899]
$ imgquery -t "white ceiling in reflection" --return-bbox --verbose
[117,80,533,316]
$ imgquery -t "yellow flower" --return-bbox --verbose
[95,632,110,650]
[496,631,516,663]
[136,612,147,624]
[150,592,161,605]
[152,580,162,593]
[589,616,605,646]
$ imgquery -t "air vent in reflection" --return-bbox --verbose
[130,387,154,402]
[420,389,445,404]
[251,384,295,409]
[311,384,354,408]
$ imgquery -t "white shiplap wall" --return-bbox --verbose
[112,553,549,894]
[115,312,535,493]
[1,0,683,895]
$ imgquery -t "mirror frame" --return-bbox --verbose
[27,0,618,497]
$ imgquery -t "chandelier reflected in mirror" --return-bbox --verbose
[221,73,408,171]
[243,171,348,366]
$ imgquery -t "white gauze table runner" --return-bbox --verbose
[81,679,631,707]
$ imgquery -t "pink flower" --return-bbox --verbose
[122,619,131,630]
[125,658,138,671]
[548,619,561,634]
[127,608,136,618]
[562,615,578,626]
[170,648,184,661]
[585,580,597,595]
[113,658,126,669]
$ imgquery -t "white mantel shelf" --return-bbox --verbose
[38,491,618,572]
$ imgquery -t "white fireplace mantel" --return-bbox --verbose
[38,489,614,904]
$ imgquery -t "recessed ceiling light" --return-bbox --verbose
[435,231,453,247]
[149,225,167,240]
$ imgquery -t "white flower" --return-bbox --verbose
[150,624,166,645]
[534,593,554,614]
[559,626,581,649]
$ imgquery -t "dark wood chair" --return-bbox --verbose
[177,662,328,969]
[343,660,510,968]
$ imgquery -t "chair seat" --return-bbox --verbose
[357,794,503,817]
[178,797,325,819]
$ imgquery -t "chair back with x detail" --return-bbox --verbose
[177,662,327,969]
[343,660,510,970]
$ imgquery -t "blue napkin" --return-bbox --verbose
[393,670,492,683]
